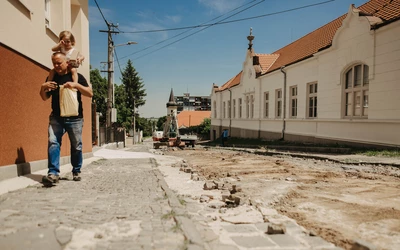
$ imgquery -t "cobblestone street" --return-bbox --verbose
[0,156,186,250]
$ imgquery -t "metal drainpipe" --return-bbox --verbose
[280,66,287,140]
[228,88,232,134]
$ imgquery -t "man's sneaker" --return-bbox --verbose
[42,174,59,187]
[72,172,81,181]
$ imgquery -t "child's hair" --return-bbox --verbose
[59,31,75,46]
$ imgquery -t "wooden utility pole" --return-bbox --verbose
[100,24,119,128]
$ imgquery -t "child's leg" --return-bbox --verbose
[48,69,56,81]
[70,68,78,83]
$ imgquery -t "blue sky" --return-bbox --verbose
[89,0,368,118]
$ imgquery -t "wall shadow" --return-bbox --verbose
[15,147,44,183]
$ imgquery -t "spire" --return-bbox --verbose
[166,88,177,107]
[247,27,254,50]
[169,88,174,102]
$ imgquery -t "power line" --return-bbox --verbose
[119,0,263,61]
[131,0,334,61]
[93,0,109,26]
[120,0,334,34]
[113,48,123,79]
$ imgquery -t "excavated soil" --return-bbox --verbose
[166,147,400,250]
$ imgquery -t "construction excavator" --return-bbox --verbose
[153,110,185,149]
[153,89,186,149]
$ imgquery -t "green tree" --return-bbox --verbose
[136,117,153,137]
[156,116,167,131]
[114,84,132,129]
[90,68,107,125]
[121,60,146,130]
[198,118,211,135]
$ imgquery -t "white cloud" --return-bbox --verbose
[198,0,246,14]
[165,15,182,24]
[89,6,113,28]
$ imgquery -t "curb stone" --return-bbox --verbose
[150,158,209,249]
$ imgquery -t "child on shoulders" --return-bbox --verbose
[48,30,85,83]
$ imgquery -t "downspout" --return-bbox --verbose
[258,74,262,139]
[228,88,232,134]
[280,66,287,140]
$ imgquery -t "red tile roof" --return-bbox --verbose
[257,53,280,73]
[177,111,211,128]
[219,71,242,91]
[266,0,400,73]
[216,0,400,91]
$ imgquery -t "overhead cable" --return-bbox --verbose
[119,0,262,61]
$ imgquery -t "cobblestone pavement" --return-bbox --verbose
[0,142,349,250]
[0,157,186,250]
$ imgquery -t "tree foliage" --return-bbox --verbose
[90,68,107,125]
[198,118,211,135]
[121,60,146,112]
[156,116,167,131]
[113,60,147,131]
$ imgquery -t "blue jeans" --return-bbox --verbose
[48,116,83,175]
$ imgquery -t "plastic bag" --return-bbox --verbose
[59,86,79,117]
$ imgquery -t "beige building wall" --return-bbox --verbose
[211,6,400,147]
[0,0,89,79]
[0,0,91,172]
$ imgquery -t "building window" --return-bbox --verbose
[233,99,236,118]
[45,0,51,27]
[307,82,318,118]
[213,101,217,118]
[239,98,242,118]
[228,100,231,118]
[344,64,369,118]
[250,95,254,118]
[223,102,226,118]
[264,92,269,118]
[246,96,250,118]
[290,86,297,118]
[275,89,282,118]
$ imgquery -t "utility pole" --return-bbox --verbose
[100,23,119,128]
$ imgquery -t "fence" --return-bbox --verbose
[97,126,126,147]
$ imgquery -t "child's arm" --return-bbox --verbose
[71,68,78,83]
[77,52,85,64]
[51,41,64,52]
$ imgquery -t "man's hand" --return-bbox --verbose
[63,81,77,89]
[40,81,57,100]
[42,81,57,92]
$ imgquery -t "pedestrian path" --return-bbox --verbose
[0,146,352,249]
[0,149,187,249]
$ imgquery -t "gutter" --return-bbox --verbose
[228,88,232,133]
[280,66,287,140]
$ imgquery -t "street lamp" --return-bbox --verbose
[106,41,137,128]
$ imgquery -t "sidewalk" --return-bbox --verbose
[0,148,191,249]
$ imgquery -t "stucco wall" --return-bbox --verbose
[0,45,92,167]
[211,9,400,147]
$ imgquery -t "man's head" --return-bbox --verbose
[51,52,68,75]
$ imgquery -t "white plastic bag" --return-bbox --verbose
[59,86,79,117]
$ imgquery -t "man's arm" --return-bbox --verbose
[63,81,93,98]
[40,81,57,101]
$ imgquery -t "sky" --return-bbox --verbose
[89,0,368,118]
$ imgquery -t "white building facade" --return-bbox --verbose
[211,2,400,148]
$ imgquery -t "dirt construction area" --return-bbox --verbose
[165,146,400,250]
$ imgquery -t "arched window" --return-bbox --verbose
[344,64,369,118]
